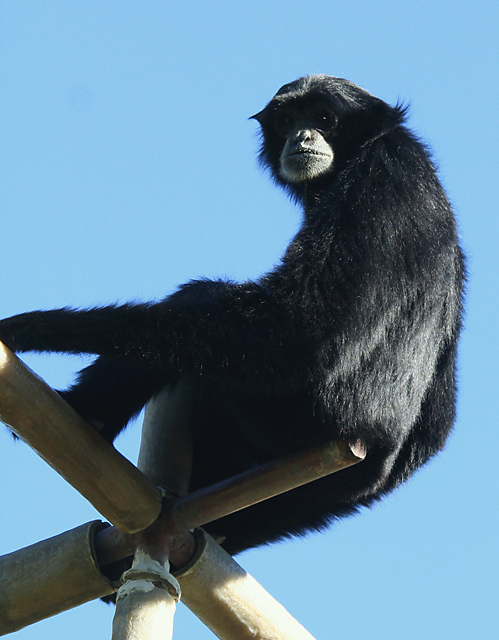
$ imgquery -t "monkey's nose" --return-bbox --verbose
[294,128,313,142]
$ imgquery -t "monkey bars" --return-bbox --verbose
[0,342,365,638]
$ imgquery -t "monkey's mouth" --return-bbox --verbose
[280,146,334,182]
[290,148,329,157]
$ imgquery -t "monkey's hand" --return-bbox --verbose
[0,313,39,353]
[0,307,116,357]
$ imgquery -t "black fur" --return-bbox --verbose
[0,76,465,554]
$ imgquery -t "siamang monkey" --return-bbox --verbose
[0,76,465,554]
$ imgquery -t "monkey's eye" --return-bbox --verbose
[274,112,295,137]
[313,110,335,131]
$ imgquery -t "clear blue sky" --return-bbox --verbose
[1,2,498,638]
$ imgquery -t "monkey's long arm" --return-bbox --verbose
[0,283,310,389]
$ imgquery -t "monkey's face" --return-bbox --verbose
[274,108,336,183]
[253,76,398,201]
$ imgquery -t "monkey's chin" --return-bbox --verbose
[280,151,334,183]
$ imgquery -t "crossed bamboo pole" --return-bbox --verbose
[0,342,365,638]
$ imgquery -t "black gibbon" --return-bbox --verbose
[0,75,465,554]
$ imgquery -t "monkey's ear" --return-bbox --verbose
[249,109,265,123]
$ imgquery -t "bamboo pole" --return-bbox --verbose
[0,343,366,638]
[127,386,329,639]
[138,381,194,495]
[0,342,162,533]
[111,386,192,639]
[163,439,365,535]
[0,522,116,635]
[0,523,199,636]
[177,530,318,640]
[111,550,180,640]
[93,439,364,571]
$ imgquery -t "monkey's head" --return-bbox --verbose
[252,75,405,201]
